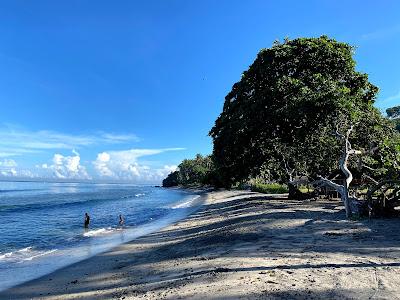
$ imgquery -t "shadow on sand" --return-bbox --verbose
[2,191,400,299]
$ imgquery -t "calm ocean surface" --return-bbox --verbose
[0,181,201,291]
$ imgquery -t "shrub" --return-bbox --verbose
[250,183,288,194]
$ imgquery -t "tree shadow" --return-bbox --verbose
[2,192,400,299]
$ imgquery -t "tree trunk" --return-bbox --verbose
[339,128,353,218]
[337,125,361,218]
[313,125,364,217]
[288,181,298,199]
[342,179,352,218]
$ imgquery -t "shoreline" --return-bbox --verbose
[2,189,400,299]
[0,187,209,295]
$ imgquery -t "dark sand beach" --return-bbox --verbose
[2,190,400,299]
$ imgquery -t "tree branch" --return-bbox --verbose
[313,176,345,196]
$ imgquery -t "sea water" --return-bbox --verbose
[0,181,201,291]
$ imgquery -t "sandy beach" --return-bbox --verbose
[2,189,400,300]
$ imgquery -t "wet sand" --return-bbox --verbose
[2,190,400,299]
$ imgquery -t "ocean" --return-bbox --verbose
[0,181,201,291]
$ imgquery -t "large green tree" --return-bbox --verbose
[162,154,219,187]
[387,105,400,119]
[178,154,214,185]
[387,106,400,132]
[210,36,397,210]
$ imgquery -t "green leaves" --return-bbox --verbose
[162,154,219,187]
[209,36,396,187]
[387,106,400,119]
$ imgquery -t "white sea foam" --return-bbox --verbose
[120,193,145,199]
[171,195,200,209]
[83,227,114,237]
[0,246,33,260]
[21,249,58,262]
[19,246,33,252]
[0,252,13,260]
[0,246,57,263]
[0,182,202,292]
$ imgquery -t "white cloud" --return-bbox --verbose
[93,152,114,177]
[377,91,400,110]
[0,125,139,157]
[0,159,37,178]
[361,25,400,41]
[17,169,36,178]
[163,165,178,173]
[0,158,17,177]
[100,133,140,143]
[50,151,91,180]
[0,148,39,157]
[93,148,183,182]
[382,91,400,103]
[1,168,17,177]
[0,123,182,182]
[0,158,17,167]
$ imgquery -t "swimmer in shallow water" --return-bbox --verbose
[84,212,90,228]
[119,214,124,226]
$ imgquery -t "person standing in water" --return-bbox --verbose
[84,212,90,228]
[119,214,124,226]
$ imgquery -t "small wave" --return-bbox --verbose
[120,193,145,199]
[18,247,33,252]
[0,247,33,260]
[0,247,57,263]
[83,227,115,237]
[21,249,57,262]
[170,195,200,209]
[0,252,13,260]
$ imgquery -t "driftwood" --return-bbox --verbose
[313,125,365,218]
[312,123,399,218]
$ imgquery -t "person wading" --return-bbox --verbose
[84,212,90,228]
[119,214,124,226]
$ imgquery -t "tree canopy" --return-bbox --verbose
[209,36,397,189]
[162,154,218,187]
[387,105,400,119]
[387,105,400,133]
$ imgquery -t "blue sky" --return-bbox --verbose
[0,0,399,183]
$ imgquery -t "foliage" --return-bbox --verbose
[250,183,288,194]
[389,117,400,133]
[177,154,214,185]
[162,171,179,187]
[209,36,397,189]
[387,105,400,133]
[387,105,400,119]
[393,119,400,132]
[162,154,219,187]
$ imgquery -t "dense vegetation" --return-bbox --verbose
[210,36,397,189]
[388,106,400,132]
[162,154,218,187]
[163,36,400,218]
[387,106,400,119]
[249,183,289,194]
